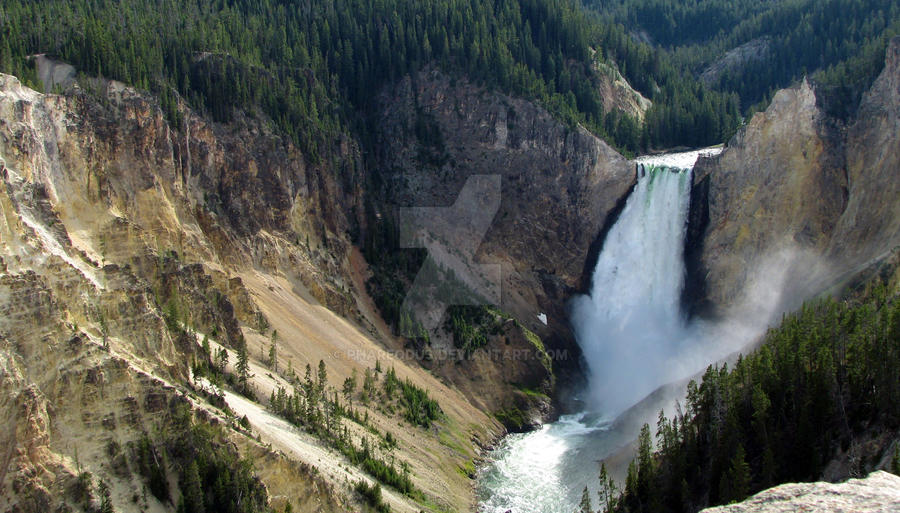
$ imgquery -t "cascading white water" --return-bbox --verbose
[569,163,692,415]
[478,148,722,513]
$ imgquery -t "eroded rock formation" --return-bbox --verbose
[686,37,900,317]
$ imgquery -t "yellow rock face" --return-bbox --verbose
[0,72,503,513]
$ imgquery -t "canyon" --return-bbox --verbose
[2,30,900,513]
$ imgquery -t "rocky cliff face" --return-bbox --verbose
[687,37,900,317]
[700,37,772,86]
[0,70,510,513]
[1,68,362,314]
[593,61,652,122]
[828,38,900,269]
[0,53,643,509]
[700,471,900,513]
[372,69,636,412]
[0,71,361,512]
[375,69,634,339]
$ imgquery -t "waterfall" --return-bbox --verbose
[570,163,694,415]
[477,148,725,513]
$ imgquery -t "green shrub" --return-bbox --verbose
[354,480,391,513]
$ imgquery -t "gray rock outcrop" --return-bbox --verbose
[374,69,635,340]
[701,471,900,513]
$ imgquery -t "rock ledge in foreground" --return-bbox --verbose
[702,471,900,513]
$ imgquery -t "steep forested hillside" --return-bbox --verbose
[593,0,900,117]
[604,281,900,513]
[0,0,740,154]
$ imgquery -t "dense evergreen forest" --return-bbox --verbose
[605,283,900,513]
[0,0,742,156]
[6,1,894,153]
[592,0,900,117]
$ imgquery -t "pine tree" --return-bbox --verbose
[303,363,314,401]
[624,460,639,510]
[0,39,12,71]
[598,462,617,513]
[236,341,250,393]
[343,369,358,406]
[363,367,375,400]
[317,360,328,395]
[383,367,397,399]
[180,460,205,513]
[721,444,750,504]
[268,330,278,372]
[578,485,592,513]
[216,347,228,375]
[637,423,654,489]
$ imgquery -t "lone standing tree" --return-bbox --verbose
[236,340,250,394]
[343,368,358,407]
[268,330,278,372]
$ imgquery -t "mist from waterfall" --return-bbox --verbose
[477,147,797,513]
[570,163,694,415]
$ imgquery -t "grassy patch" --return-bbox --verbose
[456,459,477,478]
[438,430,468,456]
[519,325,552,373]
[494,407,529,432]
[516,386,550,401]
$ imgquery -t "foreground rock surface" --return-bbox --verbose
[701,471,900,513]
